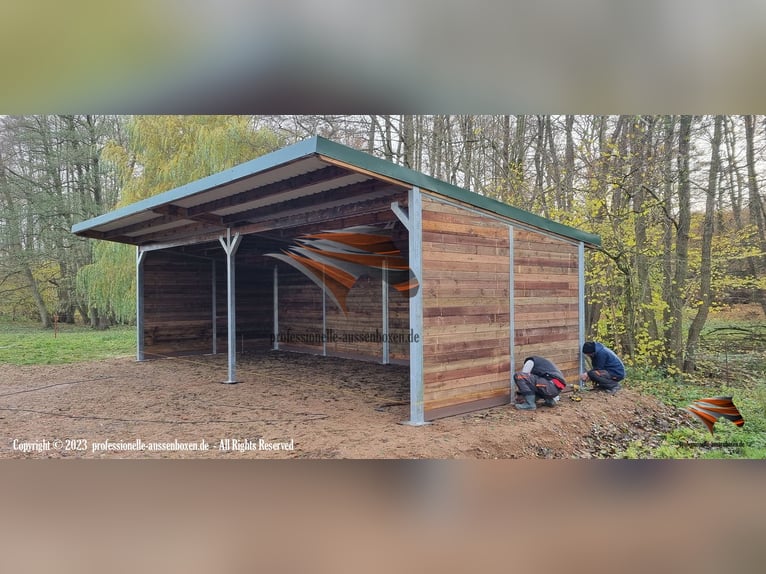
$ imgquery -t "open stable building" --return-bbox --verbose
[72,136,600,424]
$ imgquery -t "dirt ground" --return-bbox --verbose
[0,350,692,459]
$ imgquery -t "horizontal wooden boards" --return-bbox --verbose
[276,266,410,362]
[143,250,276,353]
[144,251,214,353]
[420,195,512,418]
[513,228,581,382]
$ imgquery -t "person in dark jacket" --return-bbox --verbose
[514,355,568,410]
[580,341,625,393]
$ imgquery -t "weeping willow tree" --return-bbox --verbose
[77,115,285,326]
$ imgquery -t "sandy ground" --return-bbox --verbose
[0,350,691,459]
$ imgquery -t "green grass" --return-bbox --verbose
[0,322,135,365]
[624,364,766,459]
[617,310,766,459]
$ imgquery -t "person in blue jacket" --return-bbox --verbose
[580,341,625,393]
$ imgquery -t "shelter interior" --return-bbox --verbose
[141,203,412,364]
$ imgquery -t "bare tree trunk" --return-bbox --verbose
[743,115,766,315]
[382,115,394,161]
[23,265,52,328]
[545,116,564,210]
[460,115,474,190]
[401,115,414,168]
[633,116,660,343]
[669,115,693,370]
[563,114,575,211]
[723,116,743,228]
[533,115,547,216]
[367,115,375,154]
[414,115,424,172]
[684,115,722,371]
[502,114,510,189]
[661,115,677,366]
[430,115,441,178]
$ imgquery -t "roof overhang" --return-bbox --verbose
[72,135,601,249]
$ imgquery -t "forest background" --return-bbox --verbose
[1,114,765,375]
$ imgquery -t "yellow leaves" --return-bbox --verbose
[79,116,286,320]
[107,115,285,205]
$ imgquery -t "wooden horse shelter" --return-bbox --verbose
[72,136,600,424]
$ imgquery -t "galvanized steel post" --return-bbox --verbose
[219,229,242,383]
[136,247,146,361]
[407,187,425,424]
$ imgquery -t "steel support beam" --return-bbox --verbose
[401,187,426,425]
[136,247,146,361]
[219,229,242,383]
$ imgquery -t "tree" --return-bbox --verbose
[0,115,124,326]
[76,115,284,324]
[684,115,723,372]
[743,115,766,315]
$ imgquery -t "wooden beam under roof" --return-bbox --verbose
[184,164,352,216]
[221,179,396,225]
[151,204,224,226]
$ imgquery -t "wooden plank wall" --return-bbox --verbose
[513,229,580,382]
[143,246,409,362]
[144,250,275,356]
[143,251,214,355]
[420,195,512,420]
[278,266,411,363]
[325,276,384,360]
[276,266,324,353]
[388,283,410,363]
[214,258,274,353]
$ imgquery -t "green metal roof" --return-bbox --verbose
[72,135,600,247]
[311,136,600,246]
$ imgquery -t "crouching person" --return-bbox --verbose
[514,355,568,410]
[580,341,625,393]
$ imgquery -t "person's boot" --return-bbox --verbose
[543,398,556,407]
[515,394,537,410]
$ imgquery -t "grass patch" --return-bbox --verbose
[620,310,766,459]
[0,322,135,365]
[625,365,766,460]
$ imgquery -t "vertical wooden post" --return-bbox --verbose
[381,260,389,365]
[508,226,515,404]
[273,264,279,351]
[322,267,327,357]
[211,259,217,355]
